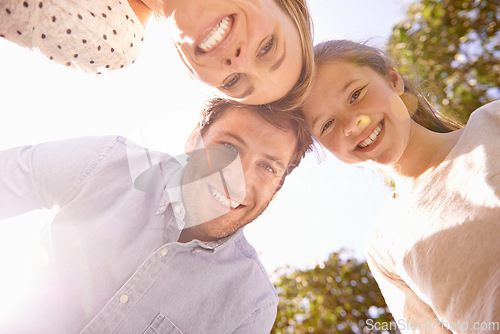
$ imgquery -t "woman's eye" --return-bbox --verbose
[258,36,274,57]
[321,120,334,135]
[222,73,241,90]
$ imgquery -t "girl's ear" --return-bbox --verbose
[388,68,405,95]
[185,123,204,153]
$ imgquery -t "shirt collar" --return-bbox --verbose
[155,157,242,251]
[190,229,242,253]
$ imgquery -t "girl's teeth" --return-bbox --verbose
[198,16,231,52]
[358,123,383,148]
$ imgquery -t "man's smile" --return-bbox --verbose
[208,184,242,209]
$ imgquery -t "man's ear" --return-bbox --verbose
[185,123,204,154]
[271,191,279,201]
[388,68,405,95]
[271,182,284,201]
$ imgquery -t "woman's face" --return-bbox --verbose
[302,60,412,166]
[168,0,303,105]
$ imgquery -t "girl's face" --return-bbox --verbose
[168,0,303,105]
[302,60,412,166]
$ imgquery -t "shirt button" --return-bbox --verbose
[160,248,168,257]
[173,203,185,221]
[119,294,129,304]
[156,205,167,215]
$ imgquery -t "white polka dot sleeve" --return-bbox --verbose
[0,0,145,73]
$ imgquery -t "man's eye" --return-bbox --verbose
[223,143,238,153]
[259,36,274,56]
[321,120,334,135]
[222,73,241,90]
[261,163,275,174]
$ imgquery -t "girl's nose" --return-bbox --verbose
[343,115,370,137]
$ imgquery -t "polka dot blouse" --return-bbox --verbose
[0,0,145,73]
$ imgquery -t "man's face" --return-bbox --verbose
[180,106,297,241]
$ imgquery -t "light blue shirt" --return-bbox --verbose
[0,136,277,333]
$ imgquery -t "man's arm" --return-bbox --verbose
[0,136,119,220]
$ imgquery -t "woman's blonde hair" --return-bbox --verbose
[269,0,315,113]
[313,40,462,132]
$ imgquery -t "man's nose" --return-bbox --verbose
[220,156,247,203]
[343,114,371,137]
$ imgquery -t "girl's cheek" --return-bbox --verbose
[321,135,338,154]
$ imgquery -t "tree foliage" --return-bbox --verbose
[271,250,399,334]
[387,0,500,124]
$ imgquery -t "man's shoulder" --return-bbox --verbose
[223,230,278,299]
[60,135,172,172]
[223,229,261,262]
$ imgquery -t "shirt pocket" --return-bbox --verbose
[142,313,184,334]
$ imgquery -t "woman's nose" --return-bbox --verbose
[224,47,248,71]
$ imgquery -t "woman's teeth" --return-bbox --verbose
[358,123,383,148]
[209,185,240,209]
[198,16,231,52]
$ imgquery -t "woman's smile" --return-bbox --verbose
[197,15,233,54]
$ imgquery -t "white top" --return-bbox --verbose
[0,0,145,73]
[366,100,500,333]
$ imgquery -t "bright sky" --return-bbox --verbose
[0,0,409,292]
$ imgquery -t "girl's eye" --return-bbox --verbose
[258,36,275,57]
[222,73,241,90]
[351,89,361,103]
[321,120,334,135]
[350,85,366,103]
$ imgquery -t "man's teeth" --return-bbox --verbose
[209,185,240,209]
[198,16,231,52]
[358,123,383,148]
